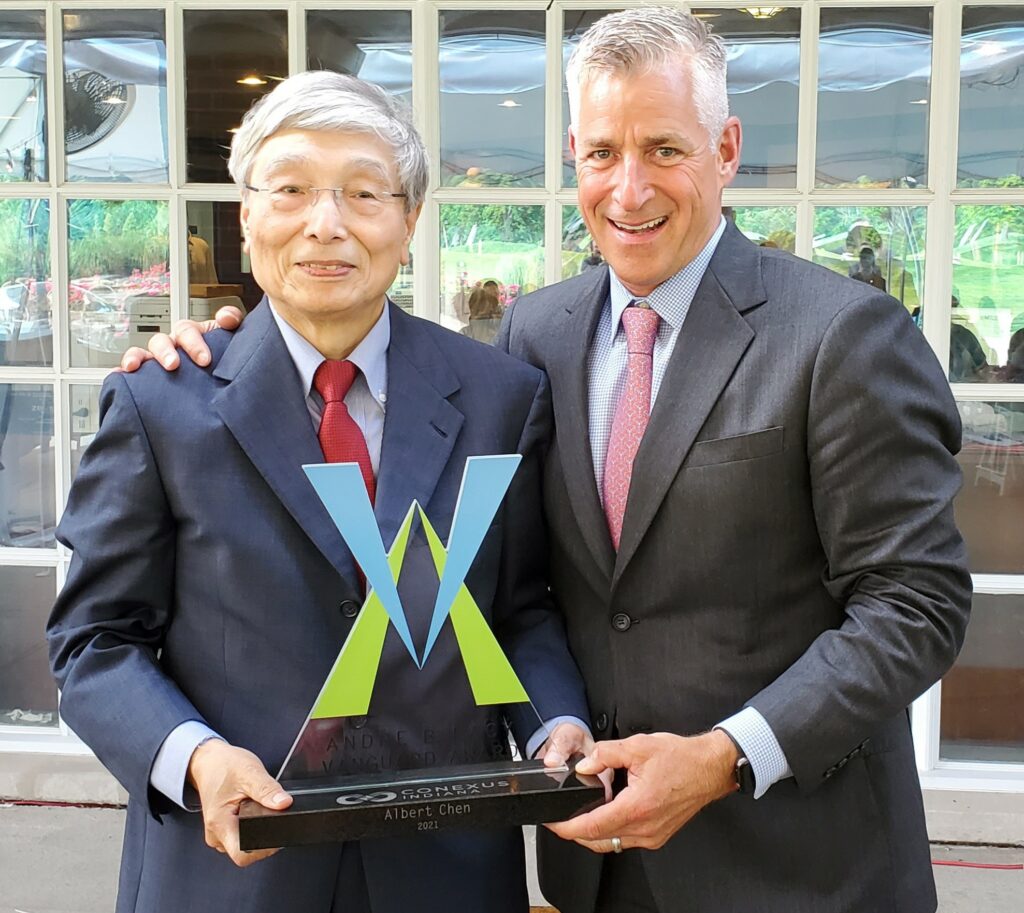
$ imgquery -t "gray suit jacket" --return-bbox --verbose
[498,224,972,913]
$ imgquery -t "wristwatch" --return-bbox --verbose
[734,753,755,795]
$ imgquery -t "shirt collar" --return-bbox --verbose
[268,298,390,403]
[608,215,727,331]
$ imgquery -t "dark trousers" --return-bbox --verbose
[595,849,659,913]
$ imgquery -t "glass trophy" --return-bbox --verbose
[238,455,602,850]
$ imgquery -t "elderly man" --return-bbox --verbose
[130,8,971,913]
[48,71,590,913]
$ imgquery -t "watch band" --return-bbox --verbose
[734,754,756,795]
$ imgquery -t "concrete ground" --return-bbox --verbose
[1,804,1021,913]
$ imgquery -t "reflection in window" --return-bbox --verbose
[816,8,931,188]
[562,206,604,279]
[440,204,544,344]
[0,9,47,182]
[307,9,411,102]
[940,592,1024,764]
[184,9,287,183]
[186,201,258,319]
[693,8,800,188]
[440,10,545,188]
[958,7,1024,187]
[0,565,57,727]
[0,199,51,367]
[69,384,101,482]
[813,206,926,314]
[63,9,168,183]
[950,205,1024,383]
[725,205,796,253]
[0,385,54,548]
[954,401,1024,574]
[67,199,170,368]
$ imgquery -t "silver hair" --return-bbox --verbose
[228,70,428,212]
[565,6,729,150]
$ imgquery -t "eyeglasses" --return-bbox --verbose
[243,182,408,218]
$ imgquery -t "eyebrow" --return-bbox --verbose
[260,154,394,185]
[260,153,313,179]
[578,133,690,150]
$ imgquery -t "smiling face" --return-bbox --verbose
[569,65,741,298]
[240,129,419,345]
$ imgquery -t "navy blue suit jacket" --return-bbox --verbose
[48,302,588,913]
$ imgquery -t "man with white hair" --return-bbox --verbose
[128,8,970,913]
[48,71,591,913]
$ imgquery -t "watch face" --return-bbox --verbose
[736,758,755,795]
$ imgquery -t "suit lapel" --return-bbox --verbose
[545,267,616,579]
[613,227,766,587]
[211,300,359,591]
[375,304,463,549]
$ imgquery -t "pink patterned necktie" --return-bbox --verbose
[603,303,661,551]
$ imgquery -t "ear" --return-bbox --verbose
[568,124,578,161]
[400,203,423,267]
[239,199,251,253]
[717,116,742,187]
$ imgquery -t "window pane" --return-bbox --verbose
[950,204,1024,382]
[958,7,1024,187]
[693,8,800,188]
[69,384,101,482]
[813,206,925,315]
[0,198,51,367]
[940,593,1024,764]
[726,205,796,253]
[63,9,168,183]
[440,204,544,344]
[562,9,623,188]
[816,8,931,188]
[0,385,55,548]
[0,565,57,727]
[954,401,1024,574]
[0,9,47,182]
[440,10,545,188]
[186,200,260,318]
[307,9,412,102]
[184,9,287,183]
[562,205,605,279]
[67,199,170,369]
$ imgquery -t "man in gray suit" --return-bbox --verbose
[128,8,970,912]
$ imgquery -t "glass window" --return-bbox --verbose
[693,8,800,188]
[440,204,544,344]
[940,593,1024,764]
[183,9,287,183]
[726,205,797,253]
[67,199,170,369]
[0,8,47,182]
[69,384,101,482]
[63,9,168,183]
[0,198,51,367]
[816,7,932,188]
[813,205,926,315]
[0,565,58,727]
[562,205,603,279]
[307,9,412,103]
[958,7,1024,188]
[562,9,623,188]
[0,384,55,548]
[950,204,1024,383]
[954,400,1024,574]
[185,200,260,318]
[439,10,546,188]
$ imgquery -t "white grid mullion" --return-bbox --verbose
[417,1,441,322]
[794,2,818,259]
[544,0,562,289]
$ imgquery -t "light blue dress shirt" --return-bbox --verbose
[151,300,580,807]
[586,217,792,799]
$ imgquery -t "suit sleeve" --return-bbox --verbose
[47,372,205,813]
[490,370,590,749]
[748,294,972,791]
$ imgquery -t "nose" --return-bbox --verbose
[303,189,350,243]
[611,154,654,212]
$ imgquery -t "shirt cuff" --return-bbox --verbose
[150,720,223,811]
[716,707,792,800]
[526,716,592,760]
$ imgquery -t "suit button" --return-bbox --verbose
[593,713,609,733]
[611,613,632,632]
[340,600,360,618]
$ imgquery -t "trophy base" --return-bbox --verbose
[238,759,603,850]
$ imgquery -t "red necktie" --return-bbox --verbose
[603,303,661,551]
[313,359,376,505]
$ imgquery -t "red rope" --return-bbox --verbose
[932,859,1023,870]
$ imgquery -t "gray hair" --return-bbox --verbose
[228,70,428,212]
[566,6,728,149]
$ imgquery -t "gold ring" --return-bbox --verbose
[611,836,623,854]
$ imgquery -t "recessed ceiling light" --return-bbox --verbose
[499,99,521,108]
[909,98,929,105]
[237,75,267,86]
[977,41,1005,58]
[741,6,785,19]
